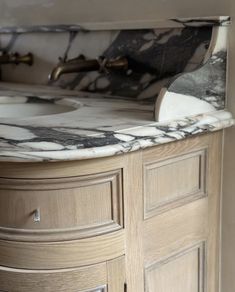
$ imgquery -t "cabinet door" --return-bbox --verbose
[0,257,125,292]
[124,132,222,292]
[142,133,221,292]
[145,244,205,292]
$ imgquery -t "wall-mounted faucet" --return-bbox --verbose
[0,52,34,66]
[49,55,128,82]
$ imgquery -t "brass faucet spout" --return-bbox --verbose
[49,59,100,82]
[49,56,128,82]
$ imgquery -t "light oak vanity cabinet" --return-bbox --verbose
[0,132,222,292]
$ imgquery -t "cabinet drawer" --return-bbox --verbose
[0,263,107,292]
[0,169,123,241]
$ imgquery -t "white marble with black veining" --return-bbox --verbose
[155,24,228,121]
[168,25,227,108]
[1,17,228,103]
[0,83,233,162]
[0,17,231,162]
[0,26,212,100]
[167,51,226,109]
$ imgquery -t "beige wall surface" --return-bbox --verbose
[222,0,235,291]
[0,0,230,27]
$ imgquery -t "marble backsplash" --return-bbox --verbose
[0,17,229,102]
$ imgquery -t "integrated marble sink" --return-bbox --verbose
[0,96,80,119]
[0,83,233,163]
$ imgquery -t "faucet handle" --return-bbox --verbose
[98,56,128,73]
[59,54,86,64]
[11,52,34,66]
[67,54,86,63]
[105,57,128,71]
[0,52,34,66]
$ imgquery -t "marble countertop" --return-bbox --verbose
[0,83,234,163]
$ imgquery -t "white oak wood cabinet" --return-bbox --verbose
[0,131,222,292]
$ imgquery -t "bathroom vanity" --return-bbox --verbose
[0,131,223,292]
[0,82,232,291]
[0,15,233,292]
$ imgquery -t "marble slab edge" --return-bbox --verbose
[0,16,230,33]
[0,110,233,163]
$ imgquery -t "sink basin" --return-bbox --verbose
[0,96,80,119]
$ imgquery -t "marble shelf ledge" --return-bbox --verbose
[0,16,230,33]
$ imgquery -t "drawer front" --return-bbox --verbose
[144,149,207,218]
[0,263,107,292]
[0,169,123,241]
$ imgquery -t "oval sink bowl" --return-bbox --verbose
[0,96,80,119]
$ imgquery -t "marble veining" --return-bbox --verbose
[0,84,233,162]
[0,18,222,101]
[155,24,228,121]
[168,51,226,109]
[0,17,229,123]
[0,17,232,161]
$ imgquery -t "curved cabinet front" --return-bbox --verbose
[0,169,123,242]
[0,256,125,292]
[0,132,222,292]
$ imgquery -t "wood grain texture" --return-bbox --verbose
[0,258,125,292]
[0,263,107,292]
[0,155,126,179]
[0,169,123,242]
[0,230,125,269]
[143,198,207,262]
[0,132,222,291]
[206,132,222,292]
[124,152,145,292]
[107,256,125,292]
[144,149,207,218]
[142,132,222,292]
[143,134,212,163]
[145,243,205,292]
